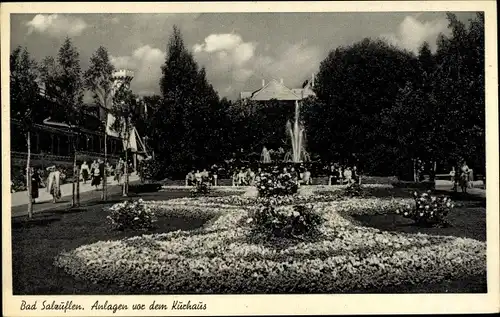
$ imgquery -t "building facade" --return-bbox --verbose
[10,69,147,169]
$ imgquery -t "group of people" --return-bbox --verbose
[80,158,129,190]
[185,168,217,186]
[233,165,313,186]
[28,165,63,204]
[27,158,131,204]
[327,163,359,185]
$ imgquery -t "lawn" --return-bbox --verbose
[11,186,486,294]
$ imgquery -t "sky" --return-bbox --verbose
[11,12,477,101]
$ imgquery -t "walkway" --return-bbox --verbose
[434,180,486,198]
[10,173,140,218]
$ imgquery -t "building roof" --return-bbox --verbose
[241,77,316,101]
[241,79,302,101]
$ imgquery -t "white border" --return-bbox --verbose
[2,2,498,316]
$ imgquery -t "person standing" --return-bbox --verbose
[186,170,195,187]
[115,159,124,185]
[80,161,90,184]
[30,168,43,204]
[91,161,101,190]
[460,161,470,192]
[46,166,62,203]
[328,164,336,185]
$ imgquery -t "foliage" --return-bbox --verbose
[152,26,227,178]
[344,182,363,197]
[138,158,163,182]
[107,199,157,231]
[396,191,454,226]
[302,13,484,176]
[255,171,298,197]
[247,201,324,239]
[40,37,85,128]
[304,38,418,174]
[83,46,115,122]
[190,179,211,196]
[10,47,40,131]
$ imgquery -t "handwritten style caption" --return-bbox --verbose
[20,299,207,313]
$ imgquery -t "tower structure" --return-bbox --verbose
[112,69,134,97]
[106,69,148,169]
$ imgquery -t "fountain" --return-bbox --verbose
[261,146,272,163]
[284,100,310,163]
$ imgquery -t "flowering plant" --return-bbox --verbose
[396,191,454,226]
[255,171,298,197]
[191,179,211,196]
[247,200,324,239]
[107,199,157,231]
[344,182,363,197]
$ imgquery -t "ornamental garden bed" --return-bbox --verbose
[47,188,486,294]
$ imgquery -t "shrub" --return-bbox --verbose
[392,181,435,190]
[138,158,163,182]
[247,200,324,239]
[396,191,454,226]
[256,171,298,197]
[107,199,157,231]
[190,179,210,196]
[344,182,363,197]
[128,183,162,193]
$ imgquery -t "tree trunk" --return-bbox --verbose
[102,124,108,201]
[123,146,128,197]
[413,159,417,182]
[73,138,80,206]
[72,147,76,207]
[26,131,33,219]
[123,123,130,197]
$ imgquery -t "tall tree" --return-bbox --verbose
[432,12,485,176]
[10,46,40,218]
[305,38,418,174]
[84,46,115,200]
[40,37,84,206]
[155,26,222,177]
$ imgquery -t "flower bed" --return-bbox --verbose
[54,195,486,293]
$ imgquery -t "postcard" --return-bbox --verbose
[2,1,498,316]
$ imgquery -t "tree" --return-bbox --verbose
[39,37,84,206]
[154,26,223,178]
[10,46,40,218]
[111,86,141,196]
[431,12,485,178]
[305,38,418,174]
[84,46,115,200]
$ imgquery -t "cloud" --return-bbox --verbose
[26,14,88,37]
[381,15,450,53]
[193,33,322,98]
[110,45,166,96]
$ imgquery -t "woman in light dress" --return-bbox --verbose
[46,166,62,203]
[80,161,90,184]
